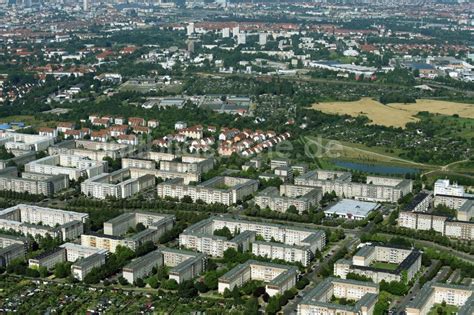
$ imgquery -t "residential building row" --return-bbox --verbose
[297,277,379,315]
[179,216,326,266]
[218,260,298,297]
[157,176,259,206]
[295,170,412,203]
[0,167,69,196]
[81,212,175,253]
[255,184,322,213]
[334,244,422,283]
[122,247,206,284]
[398,211,474,240]
[48,140,134,161]
[0,234,28,267]
[24,154,107,181]
[0,204,88,241]
[81,168,155,200]
[0,132,54,152]
[405,281,473,315]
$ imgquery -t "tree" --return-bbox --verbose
[118,276,129,285]
[213,226,233,240]
[148,276,160,289]
[54,262,71,278]
[135,278,145,288]
[266,295,281,315]
[178,280,198,298]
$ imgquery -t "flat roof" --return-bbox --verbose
[325,199,379,217]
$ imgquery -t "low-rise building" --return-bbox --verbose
[218,260,298,296]
[297,277,379,315]
[324,199,380,220]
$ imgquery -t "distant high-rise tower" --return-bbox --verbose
[187,23,195,36]
[237,33,246,45]
[259,33,267,46]
[83,0,89,11]
[222,28,230,38]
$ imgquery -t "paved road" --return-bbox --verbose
[391,260,441,314]
[282,236,360,315]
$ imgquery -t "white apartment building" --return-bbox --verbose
[0,204,88,241]
[0,131,54,152]
[29,248,66,270]
[103,212,175,237]
[0,167,69,196]
[434,179,465,197]
[71,253,106,281]
[122,248,206,285]
[48,140,134,161]
[398,211,474,240]
[297,278,379,315]
[59,243,108,262]
[406,281,473,315]
[25,154,107,181]
[295,170,412,203]
[334,244,422,283]
[218,260,298,296]
[81,168,155,200]
[157,176,258,205]
[255,185,322,213]
[179,216,325,266]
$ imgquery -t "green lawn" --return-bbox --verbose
[427,304,459,315]
[370,262,399,271]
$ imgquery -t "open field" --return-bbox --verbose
[312,98,474,128]
[389,99,474,119]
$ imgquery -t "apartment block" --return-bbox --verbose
[255,184,322,213]
[398,211,474,240]
[0,167,69,196]
[122,248,206,284]
[218,260,298,296]
[81,168,155,199]
[406,281,473,315]
[295,170,412,203]
[122,250,163,284]
[0,204,87,241]
[0,233,28,249]
[0,243,26,267]
[29,247,66,270]
[297,277,379,315]
[25,154,107,181]
[103,212,175,236]
[0,131,54,152]
[157,176,258,205]
[179,216,325,266]
[48,140,134,161]
[334,244,422,283]
[403,192,433,213]
[71,253,107,281]
[59,243,108,262]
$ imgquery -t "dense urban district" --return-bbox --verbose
[0,0,473,314]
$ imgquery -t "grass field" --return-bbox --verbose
[312,98,474,128]
[427,304,458,315]
[370,262,399,271]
